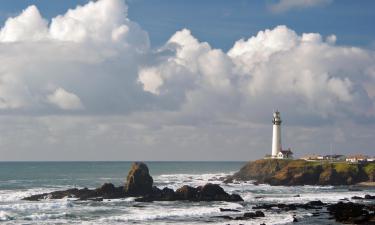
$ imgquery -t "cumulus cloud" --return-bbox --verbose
[138,25,374,121]
[0,0,374,160]
[269,0,333,13]
[0,0,149,113]
[0,5,48,42]
[47,88,84,110]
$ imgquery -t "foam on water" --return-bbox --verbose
[0,210,14,221]
[154,172,232,189]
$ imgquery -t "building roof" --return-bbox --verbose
[280,150,293,154]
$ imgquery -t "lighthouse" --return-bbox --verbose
[271,111,282,158]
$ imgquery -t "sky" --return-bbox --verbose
[0,0,374,161]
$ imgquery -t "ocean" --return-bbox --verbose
[0,161,374,224]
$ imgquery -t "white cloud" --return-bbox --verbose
[138,67,164,95]
[138,25,375,119]
[0,5,48,42]
[47,88,84,110]
[269,0,333,13]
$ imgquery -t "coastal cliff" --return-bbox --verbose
[226,159,375,186]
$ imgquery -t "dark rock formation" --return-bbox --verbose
[352,194,375,200]
[252,200,326,211]
[213,210,265,221]
[135,183,243,202]
[22,184,126,201]
[234,210,265,220]
[226,159,374,186]
[125,162,153,196]
[23,162,243,203]
[175,185,198,200]
[327,202,375,224]
[219,208,240,212]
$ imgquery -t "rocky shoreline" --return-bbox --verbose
[23,162,242,202]
[215,200,375,224]
[22,161,375,224]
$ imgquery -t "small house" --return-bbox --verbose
[277,149,293,159]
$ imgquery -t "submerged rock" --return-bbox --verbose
[253,201,326,211]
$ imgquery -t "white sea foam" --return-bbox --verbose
[0,211,14,221]
[0,186,75,202]
[24,212,67,221]
[100,204,225,222]
[154,172,233,189]
[0,199,73,211]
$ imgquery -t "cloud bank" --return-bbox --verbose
[0,0,374,160]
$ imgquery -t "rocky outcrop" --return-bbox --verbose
[23,162,243,203]
[226,159,374,186]
[328,202,375,224]
[214,211,265,220]
[125,162,153,196]
[136,183,243,202]
[22,183,126,201]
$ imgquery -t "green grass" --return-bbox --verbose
[364,163,375,175]
[334,163,359,174]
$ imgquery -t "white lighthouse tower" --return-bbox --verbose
[271,111,282,158]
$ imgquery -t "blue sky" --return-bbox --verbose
[1,0,375,50]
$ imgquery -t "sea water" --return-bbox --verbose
[0,161,374,224]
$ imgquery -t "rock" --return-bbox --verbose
[22,187,99,201]
[175,185,197,200]
[229,193,244,202]
[327,202,374,224]
[255,211,265,217]
[308,200,324,206]
[242,212,256,219]
[352,196,363,200]
[198,183,243,202]
[95,183,126,199]
[235,211,265,220]
[253,201,326,212]
[220,208,240,212]
[161,187,175,200]
[364,194,375,200]
[125,162,153,196]
[136,183,243,202]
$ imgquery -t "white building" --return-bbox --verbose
[271,111,282,158]
[271,111,293,159]
[277,149,293,159]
